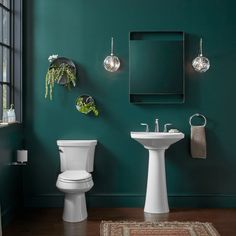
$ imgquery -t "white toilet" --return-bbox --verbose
[56,140,97,222]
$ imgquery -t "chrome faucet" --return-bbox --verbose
[154,119,159,132]
[164,123,172,132]
[140,120,172,133]
[140,123,149,132]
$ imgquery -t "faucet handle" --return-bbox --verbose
[163,123,172,132]
[140,123,149,132]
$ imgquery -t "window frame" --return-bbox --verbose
[0,0,22,124]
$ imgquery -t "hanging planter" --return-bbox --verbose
[45,55,77,100]
[76,95,99,117]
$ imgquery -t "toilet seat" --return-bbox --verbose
[58,170,92,183]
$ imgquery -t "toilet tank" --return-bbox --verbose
[57,140,97,172]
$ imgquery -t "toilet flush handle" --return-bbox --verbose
[59,149,63,153]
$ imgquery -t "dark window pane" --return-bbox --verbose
[3,9,9,45]
[0,84,2,119]
[0,0,22,123]
[0,7,2,43]
[3,0,10,8]
[3,47,9,82]
[2,84,9,110]
[0,46,2,82]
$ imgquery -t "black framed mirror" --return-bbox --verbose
[129,31,185,104]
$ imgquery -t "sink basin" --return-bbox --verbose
[130,132,184,149]
[130,131,184,214]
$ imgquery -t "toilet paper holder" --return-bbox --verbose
[9,162,27,166]
[8,150,28,166]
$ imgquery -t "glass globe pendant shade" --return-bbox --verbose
[192,38,210,73]
[104,37,120,72]
[192,56,210,73]
[104,55,120,72]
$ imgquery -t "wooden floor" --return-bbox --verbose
[3,208,236,236]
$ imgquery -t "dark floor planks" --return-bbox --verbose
[3,208,236,236]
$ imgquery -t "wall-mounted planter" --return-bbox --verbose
[45,57,77,100]
[76,95,99,117]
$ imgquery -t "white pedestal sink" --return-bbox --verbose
[130,132,184,214]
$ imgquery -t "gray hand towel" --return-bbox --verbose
[191,126,207,159]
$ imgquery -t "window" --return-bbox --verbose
[0,0,22,123]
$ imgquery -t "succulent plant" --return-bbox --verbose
[45,57,77,100]
[76,96,99,117]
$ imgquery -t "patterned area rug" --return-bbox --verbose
[100,221,220,236]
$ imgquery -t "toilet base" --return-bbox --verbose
[63,193,87,222]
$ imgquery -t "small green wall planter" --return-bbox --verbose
[76,95,99,117]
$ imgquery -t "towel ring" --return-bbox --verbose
[189,113,207,127]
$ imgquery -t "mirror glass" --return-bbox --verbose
[129,31,185,104]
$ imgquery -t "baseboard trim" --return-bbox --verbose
[24,193,236,208]
[24,194,64,208]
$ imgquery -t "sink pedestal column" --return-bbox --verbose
[144,149,169,214]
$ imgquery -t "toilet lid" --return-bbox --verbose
[59,170,91,181]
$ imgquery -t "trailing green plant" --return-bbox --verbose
[45,63,76,100]
[76,97,99,117]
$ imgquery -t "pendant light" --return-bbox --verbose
[104,37,120,72]
[192,38,210,73]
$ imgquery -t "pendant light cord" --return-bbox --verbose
[111,37,114,56]
[200,38,203,56]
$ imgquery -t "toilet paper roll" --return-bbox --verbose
[17,150,28,163]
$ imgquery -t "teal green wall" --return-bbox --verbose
[24,0,236,207]
[0,125,23,225]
